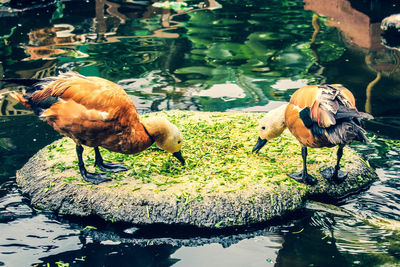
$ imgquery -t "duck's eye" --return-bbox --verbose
[178,140,181,144]
[261,126,266,130]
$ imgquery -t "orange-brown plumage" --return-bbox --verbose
[8,72,185,184]
[28,74,151,154]
[285,104,318,147]
[286,84,364,148]
[254,84,373,185]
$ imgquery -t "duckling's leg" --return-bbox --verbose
[321,145,348,183]
[288,147,318,185]
[76,145,111,184]
[94,147,128,173]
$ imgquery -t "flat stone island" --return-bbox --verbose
[16,111,377,228]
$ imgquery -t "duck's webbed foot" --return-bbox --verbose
[81,171,111,185]
[320,167,347,183]
[95,161,128,173]
[76,145,111,185]
[94,147,127,173]
[288,171,317,185]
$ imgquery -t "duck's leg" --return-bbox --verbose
[94,147,128,173]
[288,147,317,185]
[76,145,111,184]
[321,145,348,183]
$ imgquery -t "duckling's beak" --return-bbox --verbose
[252,137,267,153]
[173,151,185,165]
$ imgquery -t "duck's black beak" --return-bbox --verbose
[173,151,185,166]
[252,137,267,153]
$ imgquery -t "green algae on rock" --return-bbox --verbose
[16,111,377,228]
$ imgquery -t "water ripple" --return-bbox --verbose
[0,215,81,267]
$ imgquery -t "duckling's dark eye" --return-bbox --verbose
[261,126,266,130]
[178,141,181,144]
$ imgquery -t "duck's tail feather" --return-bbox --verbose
[4,78,56,116]
[357,111,374,120]
[357,126,371,144]
[335,105,374,120]
[326,121,371,145]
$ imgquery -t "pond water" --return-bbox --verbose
[0,0,400,266]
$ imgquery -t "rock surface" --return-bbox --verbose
[16,111,377,228]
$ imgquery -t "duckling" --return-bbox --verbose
[252,84,373,185]
[5,72,185,184]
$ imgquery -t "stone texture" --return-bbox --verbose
[16,112,377,229]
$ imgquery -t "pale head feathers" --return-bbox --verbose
[258,104,288,141]
[142,116,183,153]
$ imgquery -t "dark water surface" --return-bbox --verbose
[0,0,400,266]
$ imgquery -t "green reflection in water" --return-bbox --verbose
[51,0,348,112]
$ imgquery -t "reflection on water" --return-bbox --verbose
[347,140,400,220]
[0,0,400,266]
[171,236,282,267]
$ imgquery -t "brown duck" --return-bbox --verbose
[6,72,185,184]
[253,84,373,185]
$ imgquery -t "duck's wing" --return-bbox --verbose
[21,72,137,124]
[44,98,130,147]
[9,73,141,146]
[36,73,133,108]
[289,84,373,147]
[290,84,362,128]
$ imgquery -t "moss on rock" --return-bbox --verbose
[16,111,377,228]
